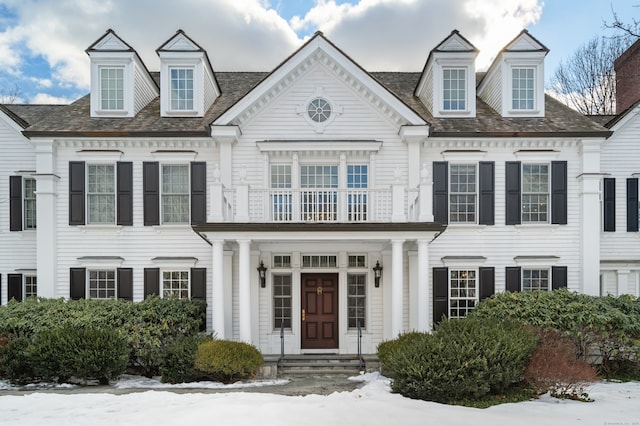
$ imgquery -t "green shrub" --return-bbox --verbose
[194,340,263,382]
[0,335,36,385]
[160,335,201,384]
[471,290,640,377]
[382,317,538,403]
[30,325,128,384]
[0,297,206,377]
[377,331,431,375]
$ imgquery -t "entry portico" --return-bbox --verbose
[194,223,444,354]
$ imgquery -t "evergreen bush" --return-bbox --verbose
[471,289,640,377]
[194,340,263,382]
[160,334,202,384]
[381,317,538,403]
[0,335,36,385]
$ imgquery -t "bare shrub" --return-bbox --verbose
[524,330,599,401]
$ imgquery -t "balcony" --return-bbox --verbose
[209,183,433,224]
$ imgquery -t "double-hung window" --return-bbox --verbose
[449,269,477,318]
[512,68,535,110]
[162,165,190,224]
[87,164,116,224]
[88,269,116,299]
[100,67,124,111]
[449,164,476,223]
[162,270,190,299]
[522,164,549,223]
[271,165,292,221]
[522,268,550,292]
[169,68,194,111]
[25,275,37,298]
[443,68,466,111]
[23,177,36,230]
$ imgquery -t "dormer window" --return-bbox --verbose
[170,67,194,111]
[511,67,535,110]
[443,68,466,111]
[100,67,124,111]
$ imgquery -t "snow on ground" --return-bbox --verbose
[0,373,638,426]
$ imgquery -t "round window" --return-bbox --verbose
[307,98,332,123]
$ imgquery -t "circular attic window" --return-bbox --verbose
[307,98,332,123]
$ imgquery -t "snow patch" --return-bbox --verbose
[114,374,289,390]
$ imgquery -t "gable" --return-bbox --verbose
[157,30,203,52]
[504,30,549,53]
[214,32,426,129]
[86,29,133,52]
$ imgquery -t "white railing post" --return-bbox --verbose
[209,182,225,222]
[391,184,406,222]
[418,163,434,222]
[235,185,250,222]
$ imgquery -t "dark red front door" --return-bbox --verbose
[301,273,338,349]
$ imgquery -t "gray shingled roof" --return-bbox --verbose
[1,104,64,129]
[10,71,610,138]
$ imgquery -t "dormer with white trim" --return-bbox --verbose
[156,30,220,118]
[415,30,478,118]
[86,29,159,118]
[478,29,548,118]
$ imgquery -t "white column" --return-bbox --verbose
[238,239,252,342]
[417,240,430,332]
[391,239,405,337]
[33,139,57,298]
[211,240,225,339]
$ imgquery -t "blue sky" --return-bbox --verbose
[0,0,637,104]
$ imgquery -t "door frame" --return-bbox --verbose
[300,272,339,350]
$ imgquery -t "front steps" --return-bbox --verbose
[260,354,379,379]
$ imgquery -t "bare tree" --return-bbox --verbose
[550,36,632,115]
[0,84,22,104]
[604,8,640,39]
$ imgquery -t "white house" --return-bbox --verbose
[0,28,618,356]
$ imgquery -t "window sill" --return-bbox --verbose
[77,225,124,232]
[446,223,489,231]
[514,223,560,231]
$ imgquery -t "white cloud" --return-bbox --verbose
[0,0,544,101]
[29,92,74,104]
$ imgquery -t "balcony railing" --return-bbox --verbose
[211,182,433,223]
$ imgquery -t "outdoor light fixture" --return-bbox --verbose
[257,261,267,288]
[373,260,383,287]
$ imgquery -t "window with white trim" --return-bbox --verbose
[25,275,37,298]
[162,270,189,299]
[443,68,466,111]
[273,274,292,329]
[348,255,366,268]
[272,255,291,268]
[100,67,124,110]
[347,165,368,221]
[87,164,116,224]
[271,165,292,221]
[512,68,535,110]
[301,165,338,221]
[449,269,477,318]
[522,163,549,223]
[449,164,476,223]
[302,255,337,268]
[88,269,116,299]
[162,164,190,224]
[170,68,194,111]
[522,268,550,292]
[347,273,366,329]
[23,177,36,230]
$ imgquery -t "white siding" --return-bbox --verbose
[478,67,502,113]
[133,65,158,115]
[0,119,37,305]
[418,64,434,114]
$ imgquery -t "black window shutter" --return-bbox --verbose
[478,267,495,302]
[190,268,206,301]
[433,267,449,324]
[70,267,86,300]
[551,266,568,290]
[478,162,495,225]
[603,178,616,232]
[627,178,639,232]
[143,162,160,226]
[505,267,522,292]
[433,162,448,224]
[117,268,133,301]
[117,162,133,226]
[9,176,23,231]
[191,162,207,225]
[551,161,568,225]
[69,161,86,225]
[8,274,23,302]
[144,268,160,299]
[505,162,521,225]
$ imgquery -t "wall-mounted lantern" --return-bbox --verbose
[373,260,383,287]
[257,261,267,288]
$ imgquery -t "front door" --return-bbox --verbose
[301,273,339,349]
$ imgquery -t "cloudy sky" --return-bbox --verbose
[0,0,636,104]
